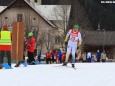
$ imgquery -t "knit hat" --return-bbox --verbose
[3,25,8,29]
[74,25,79,29]
[28,32,33,36]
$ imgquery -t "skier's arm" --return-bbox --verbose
[64,30,71,43]
[78,32,82,46]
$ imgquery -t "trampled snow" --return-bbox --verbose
[0,63,115,86]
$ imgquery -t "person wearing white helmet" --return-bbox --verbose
[63,24,82,68]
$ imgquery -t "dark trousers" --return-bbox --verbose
[0,51,11,66]
[102,59,106,62]
[87,58,91,62]
[46,58,51,64]
[97,58,100,62]
[27,51,35,64]
[38,56,41,62]
[52,55,54,63]
[59,58,62,63]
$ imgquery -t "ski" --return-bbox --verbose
[15,60,28,67]
[62,65,76,70]
[54,65,76,70]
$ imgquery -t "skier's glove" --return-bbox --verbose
[64,38,67,43]
[78,40,82,47]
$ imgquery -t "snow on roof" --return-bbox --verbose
[25,0,56,28]
[35,5,71,20]
[0,6,7,13]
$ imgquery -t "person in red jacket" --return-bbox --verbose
[62,51,66,63]
[46,51,51,64]
[26,32,36,64]
[55,50,59,64]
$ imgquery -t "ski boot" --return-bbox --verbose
[15,60,24,67]
[15,61,21,67]
[62,62,67,66]
[71,63,75,68]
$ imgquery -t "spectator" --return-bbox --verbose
[86,52,92,62]
[51,50,55,63]
[0,25,12,66]
[96,50,101,62]
[37,50,41,62]
[58,49,62,63]
[82,52,87,62]
[46,50,51,64]
[101,51,106,62]
[62,51,66,63]
[26,32,36,64]
[55,50,59,64]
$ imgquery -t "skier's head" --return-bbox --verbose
[73,24,79,30]
[28,32,33,37]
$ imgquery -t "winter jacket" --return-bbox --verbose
[58,51,62,58]
[51,50,55,55]
[96,52,101,59]
[46,52,51,58]
[0,30,11,51]
[101,53,106,60]
[62,53,66,60]
[26,36,35,53]
[38,52,41,57]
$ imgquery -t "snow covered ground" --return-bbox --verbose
[0,63,115,86]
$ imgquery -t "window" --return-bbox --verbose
[17,14,22,22]
[34,0,37,3]
[55,36,62,44]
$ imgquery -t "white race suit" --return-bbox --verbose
[66,29,82,63]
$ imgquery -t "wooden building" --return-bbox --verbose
[0,0,58,52]
[83,31,115,59]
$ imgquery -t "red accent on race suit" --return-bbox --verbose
[69,29,79,42]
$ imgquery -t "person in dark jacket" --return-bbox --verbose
[96,50,101,62]
[58,49,62,63]
[37,51,41,62]
[51,50,55,63]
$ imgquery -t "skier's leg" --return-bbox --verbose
[65,43,71,62]
[63,43,71,66]
[0,51,4,64]
[6,51,11,66]
[71,44,77,68]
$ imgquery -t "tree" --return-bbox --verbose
[53,5,70,48]
[68,0,92,31]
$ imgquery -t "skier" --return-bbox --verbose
[63,24,82,68]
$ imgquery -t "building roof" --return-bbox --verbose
[0,6,7,12]
[83,31,115,46]
[0,0,56,28]
[35,5,71,20]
